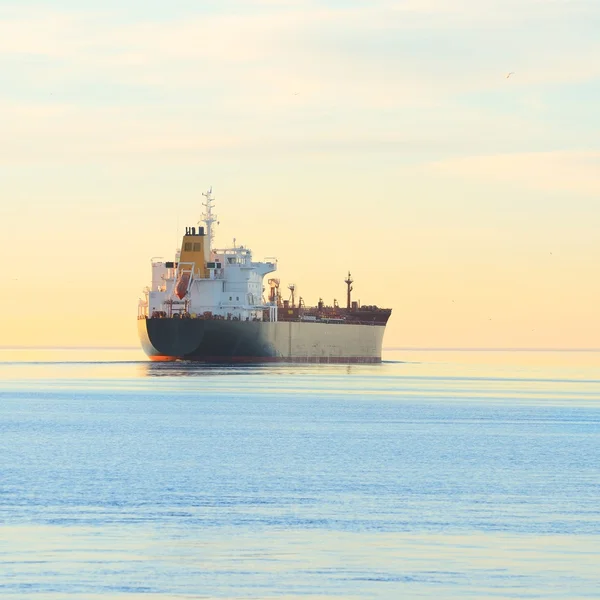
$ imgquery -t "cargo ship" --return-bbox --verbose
[137,189,391,362]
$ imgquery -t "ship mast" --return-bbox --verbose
[288,283,296,308]
[201,187,218,257]
[345,271,353,309]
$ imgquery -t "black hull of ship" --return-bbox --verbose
[138,318,386,363]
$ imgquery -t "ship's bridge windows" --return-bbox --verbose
[193,243,201,252]
[184,242,192,251]
[227,257,235,264]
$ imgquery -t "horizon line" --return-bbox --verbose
[385,347,600,352]
[1,345,599,352]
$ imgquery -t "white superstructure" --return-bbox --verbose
[139,189,277,321]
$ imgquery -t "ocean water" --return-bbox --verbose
[1,348,599,599]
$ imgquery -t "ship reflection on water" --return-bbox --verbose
[139,360,357,378]
[140,361,271,378]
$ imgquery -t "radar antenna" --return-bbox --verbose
[201,187,218,257]
[344,271,354,309]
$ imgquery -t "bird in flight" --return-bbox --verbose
[506,72,515,79]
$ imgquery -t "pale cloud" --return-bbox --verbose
[2,1,599,81]
[0,11,80,57]
[422,151,600,196]
[0,97,563,165]
[1,2,599,162]
[0,102,241,163]
[0,0,598,133]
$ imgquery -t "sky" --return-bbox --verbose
[1,0,599,349]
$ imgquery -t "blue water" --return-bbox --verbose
[1,348,599,599]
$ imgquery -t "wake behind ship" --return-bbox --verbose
[138,189,391,362]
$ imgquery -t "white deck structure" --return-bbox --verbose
[139,189,278,321]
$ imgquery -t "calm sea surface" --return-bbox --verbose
[1,348,599,599]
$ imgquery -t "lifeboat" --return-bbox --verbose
[175,271,191,299]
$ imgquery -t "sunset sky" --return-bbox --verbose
[1,0,599,348]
